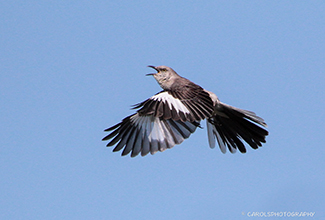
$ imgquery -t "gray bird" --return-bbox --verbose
[102,65,268,157]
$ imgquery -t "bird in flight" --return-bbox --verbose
[102,65,268,157]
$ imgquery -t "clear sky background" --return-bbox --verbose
[1,1,324,219]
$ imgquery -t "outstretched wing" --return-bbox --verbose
[103,83,214,157]
[102,113,199,157]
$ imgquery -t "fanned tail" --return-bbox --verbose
[207,102,268,153]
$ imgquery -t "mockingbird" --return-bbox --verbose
[102,65,268,157]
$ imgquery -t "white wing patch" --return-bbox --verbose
[151,92,190,114]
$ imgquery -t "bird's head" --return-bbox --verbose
[146,65,179,89]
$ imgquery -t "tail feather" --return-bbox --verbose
[207,102,268,153]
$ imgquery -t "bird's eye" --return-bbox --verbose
[161,68,167,72]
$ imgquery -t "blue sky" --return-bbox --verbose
[1,1,324,219]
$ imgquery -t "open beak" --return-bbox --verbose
[146,65,158,76]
